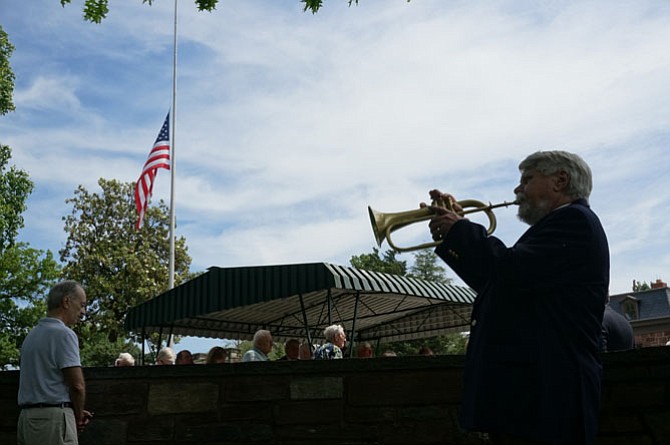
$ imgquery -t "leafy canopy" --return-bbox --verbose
[350,247,407,276]
[60,178,193,365]
[0,26,15,115]
[0,30,61,369]
[59,0,362,23]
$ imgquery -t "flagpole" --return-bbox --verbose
[167,0,178,348]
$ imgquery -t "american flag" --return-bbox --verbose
[135,113,170,229]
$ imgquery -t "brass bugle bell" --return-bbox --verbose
[368,198,517,252]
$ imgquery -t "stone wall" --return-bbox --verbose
[1,347,669,444]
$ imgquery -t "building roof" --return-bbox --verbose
[124,262,476,343]
[610,287,670,320]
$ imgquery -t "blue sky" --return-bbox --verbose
[2,0,670,354]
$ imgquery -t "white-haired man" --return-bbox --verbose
[242,329,273,362]
[17,280,93,445]
[427,151,609,445]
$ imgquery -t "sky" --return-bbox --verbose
[2,0,670,354]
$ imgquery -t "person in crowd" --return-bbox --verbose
[206,346,228,364]
[242,330,273,362]
[17,281,93,445]
[418,346,434,356]
[277,339,300,361]
[155,347,176,365]
[356,342,374,358]
[381,350,397,357]
[425,151,609,445]
[313,324,346,360]
[176,349,194,365]
[299,341,314,360]
[114,352,135,367]
[600,303,634,352]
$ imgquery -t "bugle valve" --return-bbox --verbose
[368,198,517,253]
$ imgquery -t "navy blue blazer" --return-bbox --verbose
[436,199,609,445]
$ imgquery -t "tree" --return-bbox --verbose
[0,244,60,369]
[349,247,407,276]
[60,178,192,366]
[78,328,141,367]
[59,0,361,23]
[0,28,61,369]
[378,333,468,357]
[0,26,15,115]
[407,250,452,284]
[632,280,650,292]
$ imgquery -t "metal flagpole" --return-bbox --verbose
[167,0,178,348]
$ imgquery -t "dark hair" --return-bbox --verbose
[206,346,227,364]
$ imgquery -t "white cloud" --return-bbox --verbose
[3,0,670,295]
[14,75,82,111]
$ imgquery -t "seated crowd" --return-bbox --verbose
[113,324,436,366]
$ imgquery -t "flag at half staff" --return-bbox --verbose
[135,112,170,229]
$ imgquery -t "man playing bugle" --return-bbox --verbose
[426,151,609,445]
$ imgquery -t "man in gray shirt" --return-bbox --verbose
[17,281,92,445]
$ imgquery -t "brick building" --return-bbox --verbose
[609,279,670,348]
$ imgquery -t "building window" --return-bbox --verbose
[621,297,639,320]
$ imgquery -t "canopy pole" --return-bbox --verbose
[327,288,332,326]
[157,327,164,364]
[298,293,313,347]
[348,291,360,358]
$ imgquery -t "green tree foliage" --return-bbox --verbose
[59,0,362,23]
[377,333,468,357]
[0,32,61,367]
[632,280,650,292]
[0,26,15,115]
[349,247,407,276]
[59,178,192,365]
[0,251,58,371]
[78,327,141,367]
[0,245,60,369]
[0,145,32,250]
[0,146,60,370]
[407,250,452,284]
[0,293,47,369]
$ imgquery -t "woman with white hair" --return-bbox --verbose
[314,324,346,360]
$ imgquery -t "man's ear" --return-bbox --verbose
[554,171,569,192]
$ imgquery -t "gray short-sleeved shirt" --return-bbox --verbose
[18,317,81,405]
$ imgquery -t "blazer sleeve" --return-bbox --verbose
[436,203,607,295]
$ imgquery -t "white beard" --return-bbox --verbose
[516,194,552,225]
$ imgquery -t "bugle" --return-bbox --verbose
[368,198,517,252]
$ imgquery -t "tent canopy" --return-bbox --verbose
[125,262,475,343]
